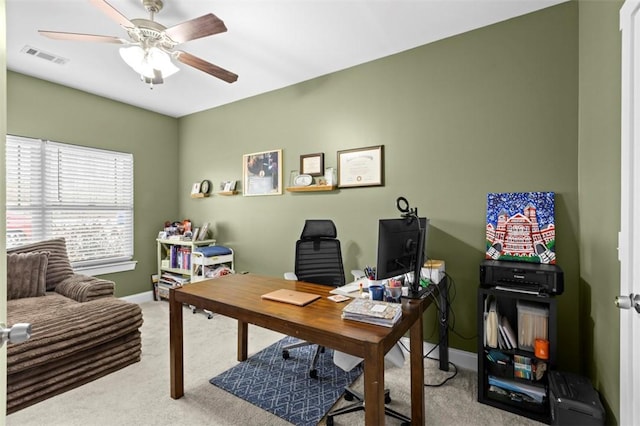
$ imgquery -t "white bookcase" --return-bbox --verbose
[155,238,216,300]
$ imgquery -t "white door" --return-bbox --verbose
[619,1,640,425]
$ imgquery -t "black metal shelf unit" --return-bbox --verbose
[477,286,557,424]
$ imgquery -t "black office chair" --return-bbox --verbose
[282,219,345,379]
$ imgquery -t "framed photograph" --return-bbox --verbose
[191,182,201,195]
[300,153,324,176]
[337,145,384,188]
[243,149,283,196]
[223,180,237,192]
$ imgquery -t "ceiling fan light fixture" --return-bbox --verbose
[119,45,179,81]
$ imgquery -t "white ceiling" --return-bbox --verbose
[6,0,568,118]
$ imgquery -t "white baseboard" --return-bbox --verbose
[400,337,477,372]
[120,291,155,304]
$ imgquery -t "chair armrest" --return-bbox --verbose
[54,274,115,302]
[351,269,366,280]
[284,272,298,281]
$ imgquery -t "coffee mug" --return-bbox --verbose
[369,285,384,301]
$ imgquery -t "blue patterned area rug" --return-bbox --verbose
[210,336,363,426]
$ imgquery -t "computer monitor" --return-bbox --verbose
[376,216,430,299]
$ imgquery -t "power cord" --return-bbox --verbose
[399,267,475,387]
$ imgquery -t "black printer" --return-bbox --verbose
[548,371,605,425]
[480,259,564,295]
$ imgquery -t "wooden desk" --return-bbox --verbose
[169,273,438,425]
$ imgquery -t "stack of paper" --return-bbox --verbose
[342,298,402,327]
[484,296,517,350]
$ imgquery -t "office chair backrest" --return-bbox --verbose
[294,219,346,287]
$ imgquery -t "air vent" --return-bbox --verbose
[20,45,69,65]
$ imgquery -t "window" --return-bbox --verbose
[6,135,134,270]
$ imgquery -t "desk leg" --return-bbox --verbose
[237,320,248,362]
[410,312,425,425]
[363,344,385,426]
[438,278,450,372]
[170,293,184,399]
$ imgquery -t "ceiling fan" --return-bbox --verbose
[39,0,238,87]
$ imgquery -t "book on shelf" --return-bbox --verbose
[341,298,402,327]
[501,316,517,349]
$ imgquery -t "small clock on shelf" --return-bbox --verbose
[200,179,211,195]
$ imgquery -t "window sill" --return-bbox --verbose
[73,260,137,277]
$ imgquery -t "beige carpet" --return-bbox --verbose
[6,301,544,425]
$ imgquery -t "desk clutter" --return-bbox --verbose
[341,298,402,327]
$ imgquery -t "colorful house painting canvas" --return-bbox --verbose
[485,192,556,264]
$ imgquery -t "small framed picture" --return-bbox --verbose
[300,153,324,176]
[198,223,210,240]
[223,180,237,192]
[191,182,201,195]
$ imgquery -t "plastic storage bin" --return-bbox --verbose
[517,301,549,351]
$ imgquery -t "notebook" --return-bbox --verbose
[261,289,321,306]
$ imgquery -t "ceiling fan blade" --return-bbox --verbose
[164,14,227,44]
[39,30,126,44]
[175,51,237,83]
[89,0,135,28]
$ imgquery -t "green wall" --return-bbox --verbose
[178,2,580,365]
[578,1,623,423]
[6,72,180,297]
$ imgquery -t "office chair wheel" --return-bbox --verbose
[309,369,318,379]
[344,393,354,401]
[385,395,392,404]
[326,416,334,426]
[282,350,290,359]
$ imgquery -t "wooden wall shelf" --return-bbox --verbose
[191,193,210,198]
[286,185,337,192]
[218,191,239,196]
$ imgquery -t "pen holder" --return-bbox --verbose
[366,279,383,288]
[386,285,403,303]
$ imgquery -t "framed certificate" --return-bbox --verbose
[300,153,324,176]
[337,145,384,188]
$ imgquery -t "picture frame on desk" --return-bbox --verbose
[337,145,384,188]
[242,149,282,196]
[198,223,210,241]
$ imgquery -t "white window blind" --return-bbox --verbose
[6,135,134,267]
